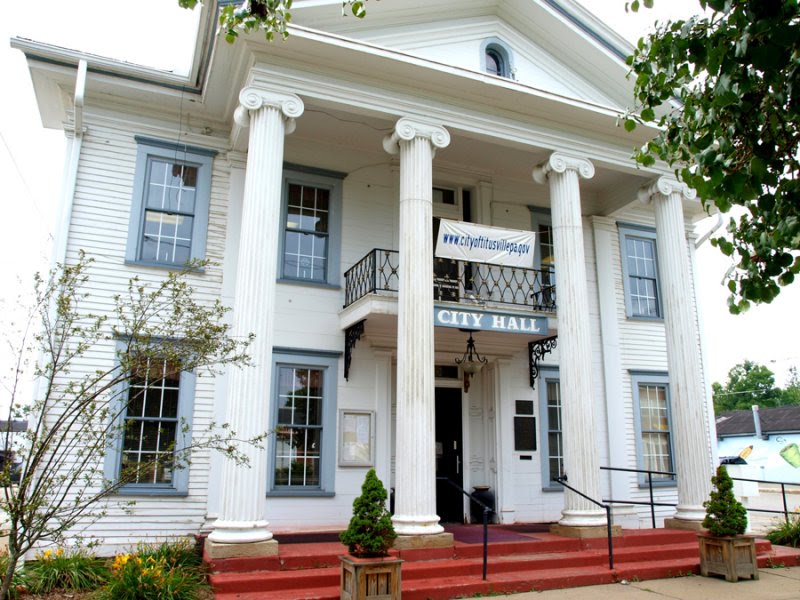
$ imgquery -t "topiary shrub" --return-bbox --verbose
[340,469,397,557]
[702,465,748,536]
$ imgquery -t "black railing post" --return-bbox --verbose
[606,505,614,570]
[482,507,489,580]
[648,471,656,529]
[782,482,789,522]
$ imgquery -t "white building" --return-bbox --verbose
[13,0,717,557]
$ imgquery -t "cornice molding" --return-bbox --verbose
[532,151,595,184]
[383,117,451,156]
[637,176,697,204]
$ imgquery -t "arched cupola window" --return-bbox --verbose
[481,38,514,79]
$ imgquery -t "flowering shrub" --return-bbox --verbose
[97,539,208,600]
[24,547,108,593]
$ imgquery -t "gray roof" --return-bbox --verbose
[716,406,800,437]
[0,421,27,433]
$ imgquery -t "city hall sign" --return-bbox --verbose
[434,307,548,335]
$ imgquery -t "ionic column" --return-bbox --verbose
[207,87,304,552]
[639,177,711,526]
[383,118,450,536]
[533,152,606,528]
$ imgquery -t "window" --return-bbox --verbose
[126,137,215,268]
[530,209,556,310]
[619,225,661,319]
[537,370,563,490]
[280,167,343,287]
[269,350,338,496]
[514,400,536,452]
[632,373,675,484]
[480,38,514,79]
[104,352,195,495]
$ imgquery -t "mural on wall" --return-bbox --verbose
[719,436,800,484]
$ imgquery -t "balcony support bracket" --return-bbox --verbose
[344,319,366,381]
[529,335,558,388]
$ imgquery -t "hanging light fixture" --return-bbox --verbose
[455,332,488,392]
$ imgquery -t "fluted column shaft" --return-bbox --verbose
[640,178,710,522]
[209,88,304,544]
[534,153,605,526]
[384,118,450,535]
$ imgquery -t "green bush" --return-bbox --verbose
[702,465,748,536]
[766,513,800,548]
[96,539,209,600]
[24,547,108,593]
[340,469,397,557]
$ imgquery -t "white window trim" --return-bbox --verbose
[103,342,195,496]
[631,371,676,487]
[125,136,216,269]
[267,348,340,497]
[619,224,663,320]
[278,165,343,288]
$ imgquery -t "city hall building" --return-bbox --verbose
[13,0,717,556]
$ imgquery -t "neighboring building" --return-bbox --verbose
[717,406,800,485]
[12,0,717,556]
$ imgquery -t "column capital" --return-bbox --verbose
[383,117,450,155]
[233,86,305,133]
[533,152,594,184]
[638,176,697,204]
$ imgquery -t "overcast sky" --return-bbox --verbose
[1,0,798,397]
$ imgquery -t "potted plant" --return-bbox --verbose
[698,465,759,582]
[339,469,400,600]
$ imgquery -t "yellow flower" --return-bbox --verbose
[112,553,131,572]
[55,548,64,557]
[40,549,53,560]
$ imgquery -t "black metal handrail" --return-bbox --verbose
[600,466,678,529]
[553,477,615,570]
[730,476,800,523]
[436,477,494,580]
[343,249,557,312]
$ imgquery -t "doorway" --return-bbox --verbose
[435,386,464,523]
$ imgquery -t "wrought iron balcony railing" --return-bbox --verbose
[343,249,556,312]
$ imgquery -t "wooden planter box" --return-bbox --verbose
[698,534,759,582]
[340,555,402,600]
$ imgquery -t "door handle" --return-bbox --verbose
[456,455,461,475]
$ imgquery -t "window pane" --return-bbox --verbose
[120,356,180,486]
[273,364,326,489]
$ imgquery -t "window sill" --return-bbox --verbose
[277,278,340,290]
[267,489,335,498]
[114,486,188,497]
[626,315,664,323]
[125,259,205,273]
[637,481,677,489]
[542,485,564,493]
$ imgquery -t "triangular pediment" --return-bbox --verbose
[290,0,634,111]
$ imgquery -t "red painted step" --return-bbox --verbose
[209,528,800,600]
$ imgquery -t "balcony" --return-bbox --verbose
[343,249,556,312]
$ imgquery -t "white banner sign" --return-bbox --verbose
[435,219,536,268]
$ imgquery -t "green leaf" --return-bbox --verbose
[624,118,637,132]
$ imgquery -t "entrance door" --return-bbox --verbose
[435,387,464,523]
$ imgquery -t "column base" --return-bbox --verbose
[391,514,444,536]
[204,538,279,560]
[393,533,454,550]
[664,517,707,532]
[558,509,608,528]
[550,523,622,539]
[207,519,273,544]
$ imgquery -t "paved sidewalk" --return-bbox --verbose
[505,566,800,599]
